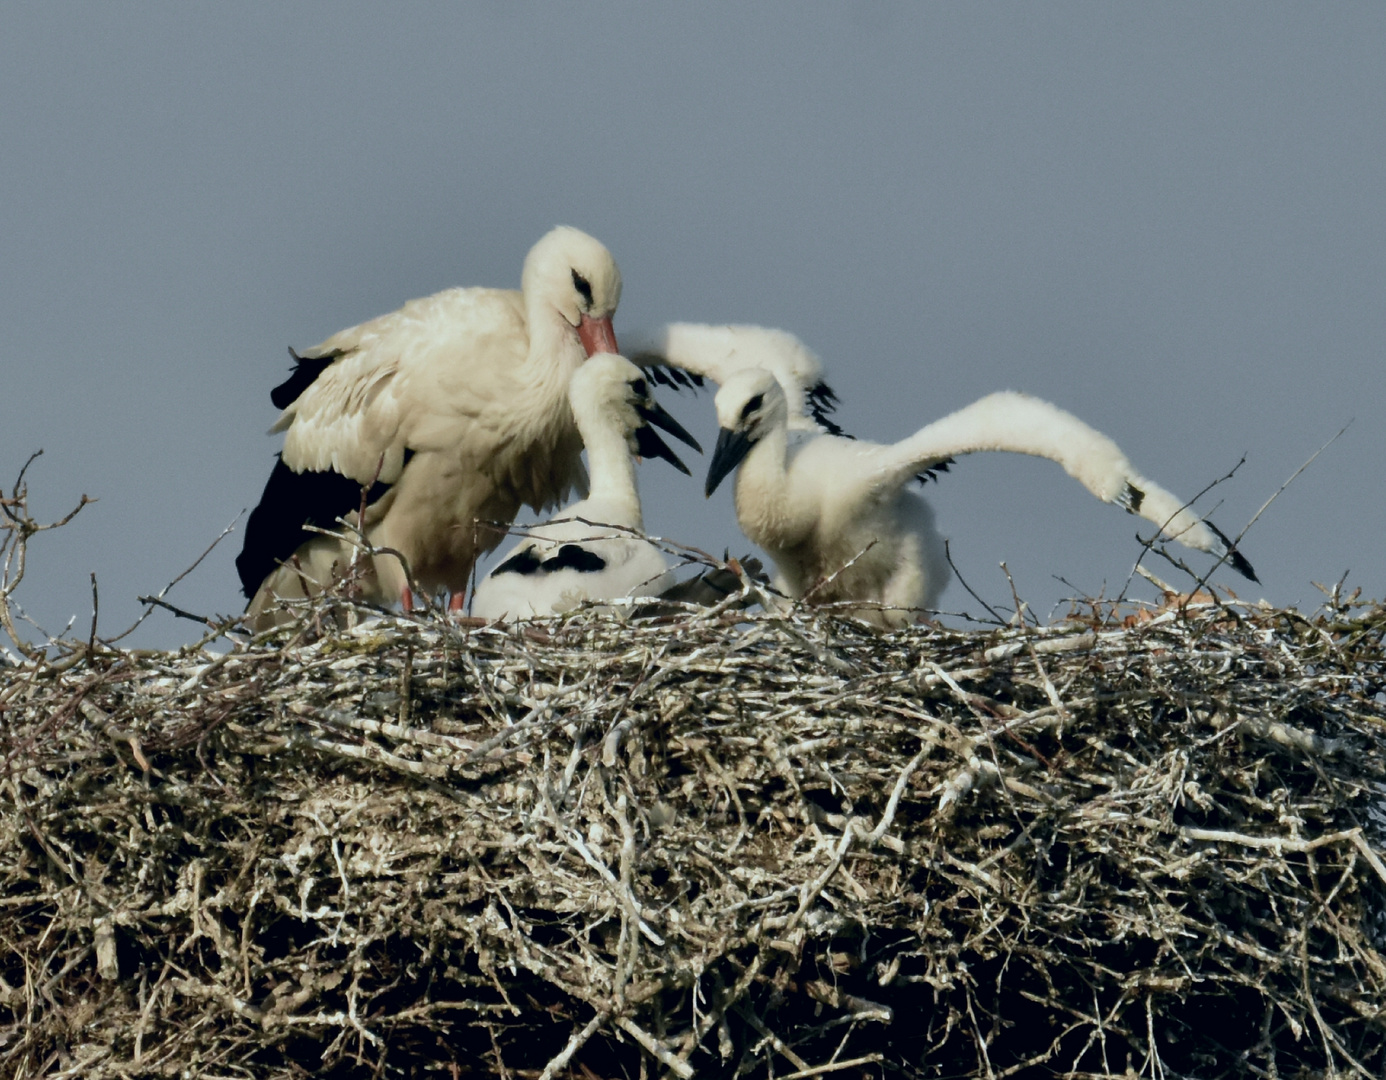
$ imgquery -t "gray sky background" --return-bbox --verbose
[2,4,1382,648]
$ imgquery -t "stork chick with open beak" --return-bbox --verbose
[705,367,1257,629]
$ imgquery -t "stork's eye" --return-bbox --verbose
[630,378,648,397]
[571,269,594,305]
[740,394,764,421]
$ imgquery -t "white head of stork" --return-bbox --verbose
[522,225,622,357]
[704,367,1257,629]
[237,225,624,629]
[470,353,701,620]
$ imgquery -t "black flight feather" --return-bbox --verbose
[629,354,706,392]
[235,450,410,599]
[270,347,347,411]
[541,544,608,573]
[806,381,849,437]
[493,548,543,577]
[1205,521,1260,583]
[492,542,608,578]
[915,458,956,485]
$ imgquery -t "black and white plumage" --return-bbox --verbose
[470,354,701,620]
[705,368,1257,629]
[235,226,623,628]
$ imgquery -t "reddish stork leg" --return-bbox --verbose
[448,591,466,614]
[400,587,414,614]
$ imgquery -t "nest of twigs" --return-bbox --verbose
[3,570,1386,1079]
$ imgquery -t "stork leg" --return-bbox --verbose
[448,591,466,614]
[400,587,414,614]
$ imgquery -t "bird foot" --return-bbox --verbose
[400,588,414,614]
[448,591,466,614]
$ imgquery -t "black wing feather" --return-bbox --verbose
[270,347,347,410]
[629,354,706,393]
[235,451,406,599]
[806,381,850,437]
[915,457,956,485]
[490,542,609,580]
[1205,521,1260,583]
[493,547,543,577]
[541,544,607,573]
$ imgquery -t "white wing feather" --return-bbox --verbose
[639,323,830,431]
[871,391,1222,552]
[273,287,528,484]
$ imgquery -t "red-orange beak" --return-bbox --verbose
[577,313,618,357]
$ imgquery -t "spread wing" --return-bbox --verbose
[631,323,843,434]
[867,391,1257,580]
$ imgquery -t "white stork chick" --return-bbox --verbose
[236,226,622,628]
[705,369,1257,629]
[471,354,701,620]
[636,322,955,485]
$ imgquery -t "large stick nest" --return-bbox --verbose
[2,590,1385,1078]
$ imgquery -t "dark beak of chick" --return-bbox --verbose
[635,400,702,476]
[704,427,754,497]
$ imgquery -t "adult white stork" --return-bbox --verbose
[471,354,701,620]
[236,226,622,629]
[705,368,1257,628]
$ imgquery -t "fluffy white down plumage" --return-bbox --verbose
[470,354,701,620]
[648,325,1256,628]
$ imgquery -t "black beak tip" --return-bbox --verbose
[640,400,702,454]
[703,427,753,499]
[634,424,692,476]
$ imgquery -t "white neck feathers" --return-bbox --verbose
[577,407,643,529]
